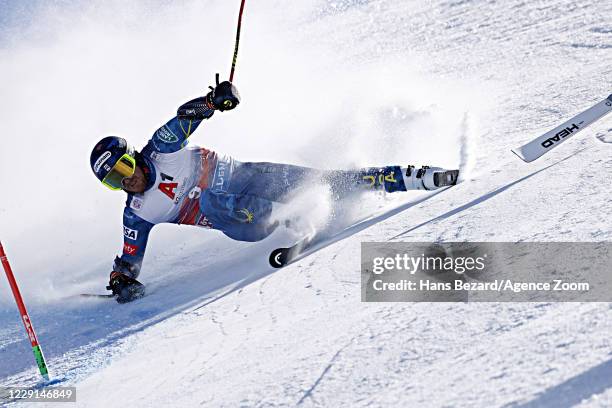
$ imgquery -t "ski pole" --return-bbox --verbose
[229,0,246,82]
[0,242,49,381]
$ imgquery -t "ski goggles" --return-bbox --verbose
[102,153,136,191]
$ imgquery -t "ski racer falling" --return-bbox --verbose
[90,78,459,303]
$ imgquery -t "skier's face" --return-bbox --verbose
[121,165,146,193]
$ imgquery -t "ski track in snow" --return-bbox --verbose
[1,0,612,407]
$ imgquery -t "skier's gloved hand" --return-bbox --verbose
[205,73,240,112]
[106,271,146,304]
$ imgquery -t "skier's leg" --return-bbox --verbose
[226,161,323,202]
[323,165,459,198]
[200,189,280,242]
[223,160,458,203]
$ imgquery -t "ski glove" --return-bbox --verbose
[205,73,241,112]
[107,271,146,304]
[176,74,240,118]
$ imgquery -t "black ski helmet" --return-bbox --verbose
[90,136,136,190]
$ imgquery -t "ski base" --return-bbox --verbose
[269,236,313,268]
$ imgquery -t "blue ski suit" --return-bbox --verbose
[114,100,409,278]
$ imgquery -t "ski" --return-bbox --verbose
[596,133,612,144]
[269,235,315,268]
[512,94,612,162]
[79,293,115,299]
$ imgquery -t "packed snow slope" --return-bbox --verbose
[1,0,611,406]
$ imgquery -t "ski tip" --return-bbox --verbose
[607,94,612,102]
[511,148,534,163]
[269,248,289,268]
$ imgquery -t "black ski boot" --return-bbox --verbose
[107,271,146,303]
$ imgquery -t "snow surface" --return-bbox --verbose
[1,0,611,406]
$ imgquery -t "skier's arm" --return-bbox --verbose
[147,79,241,154]
[113,208,155,278]
[147,112,211,154]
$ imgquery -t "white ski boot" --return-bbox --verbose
[402,166,459,191]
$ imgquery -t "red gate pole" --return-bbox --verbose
[0,242,49,381]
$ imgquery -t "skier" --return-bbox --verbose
[90,77,459,303]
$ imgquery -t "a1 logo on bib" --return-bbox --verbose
[158,172,178,200]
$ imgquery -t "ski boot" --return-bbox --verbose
[402,165,459,191]
[107,271,146,303]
